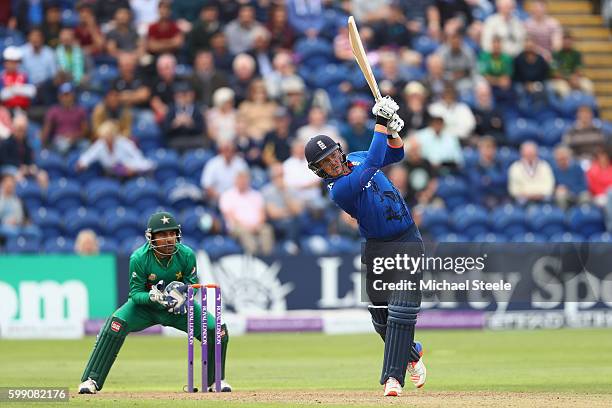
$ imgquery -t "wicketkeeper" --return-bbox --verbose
[78,211,231,394]
[305,97,426,397]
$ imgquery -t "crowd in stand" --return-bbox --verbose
[0,0,611,255]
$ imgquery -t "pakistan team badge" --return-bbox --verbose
[176,271,183,281]
[148,274,157,281]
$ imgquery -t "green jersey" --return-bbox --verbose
[128,242,198,307]
[478,51,513,78]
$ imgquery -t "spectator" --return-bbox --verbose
[431,0,474,34]
[264,51,301,100]
[0,114,49,188]
[386,164,411,203]
[106,7,143,59]
[429,84,476,141]
[74,3,105,56]
[0,172,27,239]
[187,3,221,60]
[481,0,526,57]
[189,50,229,108]
[468,136,507,208]
[172,0,208,29]
[378,52,408,97]
[41,82,89,154]
[224,5,264,55]
[20,27,58,106]
[379,3,413,49]
[551,30,594,97]
[234,114,264,168]
[95,0,131,26]
[55,27,86,86]
[266,5,295,52]
[74,229,100,255]
[286,0,325,36]
[249,27,274,78]
[524,0,562,61]
[146,0,184,57]
[552,145,590,210]
[0,47,36,111]
[563,105,606,158]
[112,53,151,108]
[402,136,439,206]
[414,105,464,171]
[437,29,477,94]
[282,76,311,132]
[587,147,612,208]
[262,107,294,166]
[398,81,431,138]
[471,81,506,143]
[398,0,442,40]
[283,138,322,204]
[340,103,373,152]
[230,53,257,105]
[220,169,274,255]
[206,87,237,143]
[162,82,206,151]
[478,35,513,92]
[200,139,248,204]
[238,79,277,141]
[92,87,133,138]
[10,0,45,33]
[423,53,446,101]
[76,120,154,178]
[513,37,550,108]
[262,163,304,246]
[297,106,342,145]
[334,26,354,62]
[130,0,160,36]
[42,2,63,48]
[0,106,11,140]
[209,31,234,73]
[508,141,555,204]
[351,0,392,24]
[150,53,178,122]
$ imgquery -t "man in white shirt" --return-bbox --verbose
[428,85,475,141]
[508,141,555,204]
[219,170,274,255]
[200,139,248,204]
[283,138,322,204]
[481,0,526,57]
[296,106,343,146]
[414,106,464,171]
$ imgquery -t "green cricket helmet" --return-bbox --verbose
[145,211,182,254]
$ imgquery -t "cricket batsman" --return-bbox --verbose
[305,97,426,396]
[78,211,231,394]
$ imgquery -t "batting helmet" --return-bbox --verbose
[305,135,346,178]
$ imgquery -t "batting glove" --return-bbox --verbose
[372,96,399,120]
[387,113,404,134]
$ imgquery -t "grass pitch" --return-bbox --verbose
[0,328,611,407]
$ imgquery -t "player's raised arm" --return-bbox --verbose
[365,96,405,169]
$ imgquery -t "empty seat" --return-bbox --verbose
[452,204,489,239]
[64,207,102,237]
[103,207,144,242]
[47,178,82,210]
[567,204,606,238]
[491,204,528,237]
[44,236,75,253]
[527,205,567,237]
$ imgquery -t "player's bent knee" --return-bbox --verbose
[387,303,420,325]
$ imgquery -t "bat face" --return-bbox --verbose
[348,16,381,101]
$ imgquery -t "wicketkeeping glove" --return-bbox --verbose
[372,96,399,120]
[164,281,189,315]
[149,280,177,308]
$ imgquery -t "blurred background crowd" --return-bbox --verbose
[1,0,612,256]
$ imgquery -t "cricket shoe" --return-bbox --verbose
[208,380,232,392]
[383,377,402,397]
[407,341,426,388]
[78,378,98,394]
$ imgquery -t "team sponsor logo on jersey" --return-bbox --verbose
[132,271,137,278]
[111,321,122,332]
[148,274,157,281]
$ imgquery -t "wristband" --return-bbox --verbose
[387,131,400,140]
[375,116,388,126]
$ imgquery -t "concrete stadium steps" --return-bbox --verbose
[546,0,612,121]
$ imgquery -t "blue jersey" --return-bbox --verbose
[326,131,415,240]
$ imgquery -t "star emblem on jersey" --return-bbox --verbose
[176,271,183,281]
[160,216,170,224]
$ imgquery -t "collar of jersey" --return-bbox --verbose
[325,161,354,183]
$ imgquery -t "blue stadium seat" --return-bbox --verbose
[527,205,567,237]
[44,236,75,253]
[300,235,333,255]
[491,204,528,237]
[506,118,541,146]
[98,236,119,253]
[90,64,119,91]
[176,64,194,77]
[473,233,508,242]
[411,35,439,56]
[510,232,547,243]
[327,235,360,254]
[538,146,554,165]
[312,64,350,90]
[119,235,147,254]
[166,180,203,212]
[434,233,470,243]
[567,204,606,238]
[181,237,200,250]
[463,147,479,168]
[64,207,103,238]
[103,207,144,242]
[37,150,66,179]
[451,205,489,239]
[85,179,123,212]
[497,146,520,169]
[552,92,598,119]
[122,177,162,211]
[201,236,241,258]
[539,118,571,147]
[16,179,44,211]
[179,206,216,241]
[78,91,103,112]
[589,232,612,242]
[436,176,469,210]
[61,9,78,27]
[182,149,214,183]
[549,232,585,242]
[47,178,82,210]
[31,207,64,237]
[421,207,451,236]
[5,236,40,253]
[294,38,333,70]
[154,152,183,183]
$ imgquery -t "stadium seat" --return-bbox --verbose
[31,207,64,237]
[85,179,123,212]
[436,176,469,210]
[154,153,183,183]
[434,232,470,243]
[411,35,439,56]
[312,64,350,90]
[119,235,147,254]
[201,236,242,258]
[473,232,508,243]
[527,205,567,237]
[179,207,215,241]
[6,236,40,253]
[421,207,451,236]
[181,237,200,250]
[122,177,163,211]
[104,207,144,242]
[567,204,606,238]
[44,236,75,253]
[16,179,45,212]
[300,235,333,255]
[294,38,333,70]
[491,204,528,237]
[451,205,490,239]
[552,91,598,119]
[98,236,119,253]
[78,91,103,112]
[182,149,214,183]
[64,207,103,238]
[506,118,541,146]
[47,178,82,210]
[497,146,520,169]
[539,118,571,147]
[166,181,203,212]
[589,232,612,242]
[90,64,119,91]
[549,232,585,243]
[37,150,66,179]
[327,235,360,254]
[510,232,547,243]
[463,147,479,168]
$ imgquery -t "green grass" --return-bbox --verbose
[1,329,611,407]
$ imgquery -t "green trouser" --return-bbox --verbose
[81,299,228,390]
